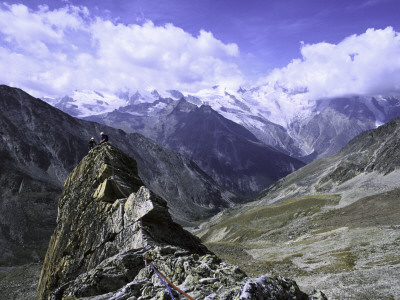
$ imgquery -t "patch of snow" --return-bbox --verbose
[148,102,168,113]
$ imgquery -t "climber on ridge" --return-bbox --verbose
[88,137,97,150]
[99,132,109,145]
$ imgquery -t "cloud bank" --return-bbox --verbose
[1,3,399,101]
[263,27,400,100]
[0,4,242,96]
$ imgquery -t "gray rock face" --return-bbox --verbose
[317,116,400,185]
[255,116,400,207]
[37,144,325,300]
[0,85,235,266]
[48,245,320,300]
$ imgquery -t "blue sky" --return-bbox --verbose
[1,0,400,97]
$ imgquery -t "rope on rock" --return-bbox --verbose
[150,262,196,300]
[150,262,176,300]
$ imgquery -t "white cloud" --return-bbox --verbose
[0,3,242,97]
[262,27,400,100]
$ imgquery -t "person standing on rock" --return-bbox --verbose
[89,137,97,150]
[99,132,109,144]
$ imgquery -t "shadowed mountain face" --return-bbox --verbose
[0,86,88,266]
[86,99,305,196]
[195,116,400,299]
[158,101,305,195]
[0,85,236,266]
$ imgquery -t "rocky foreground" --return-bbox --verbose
[37,144,326,299]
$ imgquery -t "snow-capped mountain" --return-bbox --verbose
[190,84,314,129]
[186,85,400,159]
[186,84,314,157]
[43,85,400,163]
[46,89,189,118]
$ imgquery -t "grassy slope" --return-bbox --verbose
[195,190,400,299]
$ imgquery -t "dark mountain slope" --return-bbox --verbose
[162,101,305,195]
[264,115,400,201]
[0,86,88,266]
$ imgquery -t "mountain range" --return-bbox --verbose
[45,85,400,166]
[2,82,400,299]
[86,98,304,195]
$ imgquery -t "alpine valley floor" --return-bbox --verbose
[193,187,400,300]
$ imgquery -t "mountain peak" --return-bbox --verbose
[199,103,213,112]
[237,86,247,93]
[151,89,160,98]
[167,89,184,99]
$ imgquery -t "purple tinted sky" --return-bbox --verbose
[11,0,400,78]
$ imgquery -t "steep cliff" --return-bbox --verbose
[37,144,325,299]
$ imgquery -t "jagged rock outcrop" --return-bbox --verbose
[36,144,207,299]
[37,144,325,299]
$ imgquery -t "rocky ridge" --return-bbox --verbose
[37,143,325,299]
